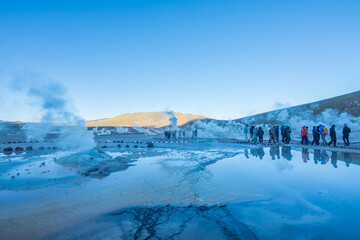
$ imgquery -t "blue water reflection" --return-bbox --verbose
[1,144,360,239]
[204,146,360,239]
[243,146,358,168]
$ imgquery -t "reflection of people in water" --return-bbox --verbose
[314,149,321,164]
[249,148,264,160]
[270,146,276,160]
[344,152,352,167]
[320,150,329,165]
[331,151,338,168]
[281,146,293,161]
[250,148,258,158]
[257,148,265,160]
[269,146,280,160]
[302,148,310,163]
[244,149,249,159]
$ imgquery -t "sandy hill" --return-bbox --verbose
[235,90,360,124]
[86,112,207,127]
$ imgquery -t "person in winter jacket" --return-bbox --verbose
[301,126,308,145]
[281,125,286,143]
[319,125,328,146]
[257,127,264,144]
[269,126,276,143]
[311,126,318,145]
[343,124,351,146]
[328,125,337,147]
[253,127,258,144]
[285,127,292,144]
[249,126,255,142]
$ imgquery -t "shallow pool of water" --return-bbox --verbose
[1,143,360,239]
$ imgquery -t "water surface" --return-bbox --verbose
[1,143,359,239]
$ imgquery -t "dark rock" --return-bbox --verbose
[15,147,24,152]
[4,147,13,152]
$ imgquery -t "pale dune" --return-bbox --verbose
[86,112,207,127]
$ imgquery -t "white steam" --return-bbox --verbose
[8,72,95,151]
[165,111,178,129]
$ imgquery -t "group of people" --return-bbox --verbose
[303,124,351,147]
[244,125,292,144]
[244,124,352,147]
[244,126,265,144]
[164,129,198,139]
[245,146,353,168]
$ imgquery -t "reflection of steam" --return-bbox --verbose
[158,149,241,204]
[8,72,95,151]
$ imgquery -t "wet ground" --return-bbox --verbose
[1,142,360,239]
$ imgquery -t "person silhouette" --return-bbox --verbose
[344,152,352,167]
[270,146,276,160]
[331,151,338,168]
[314,149,321,164]
[244,148,249,159]
[257,148,265,159]
[320,150,329,165]
[282,146,293,160]
[250,148,258,158]
[302,148,309,163]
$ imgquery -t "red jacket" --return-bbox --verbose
[301,127,307,137]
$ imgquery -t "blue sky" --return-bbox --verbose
[1,0,359,121]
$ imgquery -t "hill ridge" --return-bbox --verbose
[86,112,207,127]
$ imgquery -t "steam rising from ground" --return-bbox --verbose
[262,108,360,135]
[160,108,360,140]
[165,111,178,129]
[8,72,95,151]
[127,107,359,140]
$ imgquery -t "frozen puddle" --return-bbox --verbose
[0,143,360,239]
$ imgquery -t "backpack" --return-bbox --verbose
[323,127,328,134]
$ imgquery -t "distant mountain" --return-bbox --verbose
[3,91,359,128]
[235,90,360,124]
[86,112,207,127]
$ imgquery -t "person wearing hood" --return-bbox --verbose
[249,126,255,142]
[269,126,276,143]
[319,125,328,146]
[343,124,351,146]
[301,126,308,145]
[253,127,258,144]
[328,125,337,147]
[311,126,320,146]
[257,127,264,144]
[285,127,292,144]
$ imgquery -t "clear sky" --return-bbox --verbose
[1,0,359,121]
